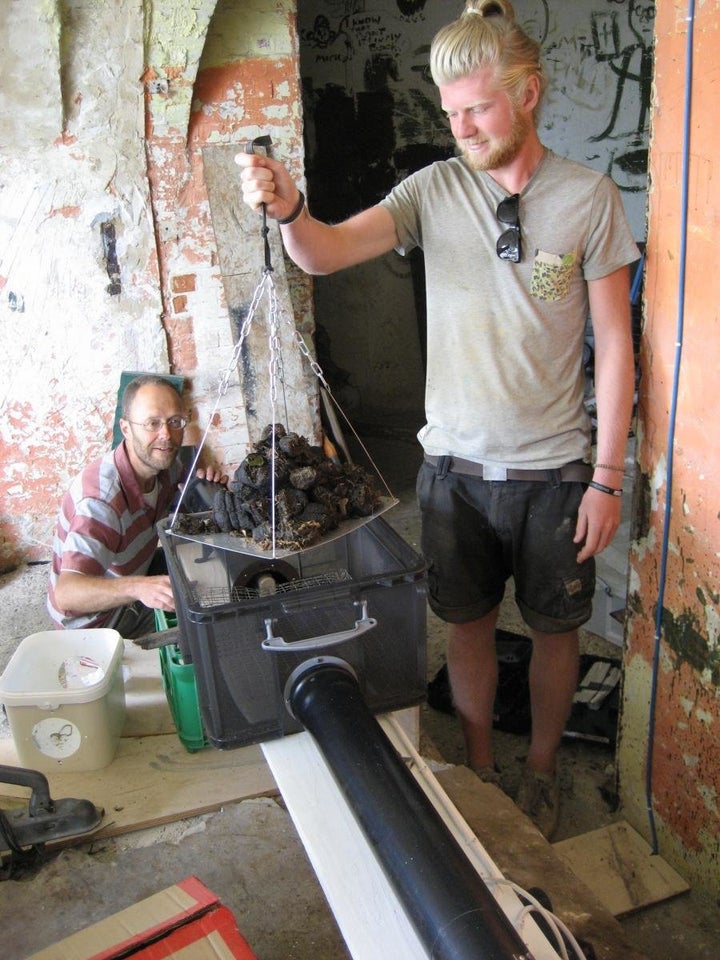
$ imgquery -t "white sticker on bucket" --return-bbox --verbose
[31,718,82,758]
[58,656,105,689]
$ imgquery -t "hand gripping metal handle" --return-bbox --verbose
[261,600,377,653]
[245,134,274,272]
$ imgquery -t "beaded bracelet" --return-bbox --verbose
[594,462,625,473]
[588,480,623,497]
[277,190,306,225]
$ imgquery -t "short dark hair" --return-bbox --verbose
[121,375,183,419]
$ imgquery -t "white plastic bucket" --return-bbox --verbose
[0,629,126,772]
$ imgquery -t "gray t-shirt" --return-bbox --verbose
[379,149,639,469]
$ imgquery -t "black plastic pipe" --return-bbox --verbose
[286,659,533,960]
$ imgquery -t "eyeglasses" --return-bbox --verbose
[125,416,187,433]
[496,193,521,263]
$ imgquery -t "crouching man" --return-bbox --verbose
[48,374,227,639]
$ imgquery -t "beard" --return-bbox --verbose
[129,433,179,474]
[458,108,532,171]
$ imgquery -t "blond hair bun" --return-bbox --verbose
[463,0,515,22]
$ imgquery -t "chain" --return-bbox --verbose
[171,210,395,536]
[217,271,274,398]
[284,318,330,391]
[266,274,281,554]
[170,269,276,529]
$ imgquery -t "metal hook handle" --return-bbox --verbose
[245,135,274,273]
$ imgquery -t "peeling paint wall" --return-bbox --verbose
[1,0,167,568]
[0,0,311,570]
[619,0,720,898]
[144,0,314,462]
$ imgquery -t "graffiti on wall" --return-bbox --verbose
[299,0,653,231]
[543,0,654,194]
[300,4,454,221]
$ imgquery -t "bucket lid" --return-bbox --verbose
[0,629,124,707]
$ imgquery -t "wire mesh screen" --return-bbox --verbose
[192,569,353,608]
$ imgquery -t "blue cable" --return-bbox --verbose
[630,251,645,305]
[645,0,695,855]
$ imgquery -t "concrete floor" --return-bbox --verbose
[1,430,719,960]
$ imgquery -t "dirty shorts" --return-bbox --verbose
[416,460,595,633]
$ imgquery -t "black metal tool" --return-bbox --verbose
[245,134,274,273]
[0,764,103,878]
[132,625,181,650]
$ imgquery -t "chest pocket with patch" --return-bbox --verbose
[530,249,577,302]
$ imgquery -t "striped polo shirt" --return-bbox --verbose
[47,441,176,630]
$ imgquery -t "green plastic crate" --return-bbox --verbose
[155,610,208,752]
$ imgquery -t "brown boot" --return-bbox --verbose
[516,765,560,840]
[472,764,503,787]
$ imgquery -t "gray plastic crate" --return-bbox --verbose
[157,516,427,749]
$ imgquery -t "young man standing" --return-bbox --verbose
[236,0,638,837]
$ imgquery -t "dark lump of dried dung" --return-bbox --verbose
[174,424,382,549]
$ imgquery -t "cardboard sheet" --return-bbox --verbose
[26,876,258,960]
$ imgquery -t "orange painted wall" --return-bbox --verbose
[619,0,720,895]
[145,52,307,366]
[143,23,311,445]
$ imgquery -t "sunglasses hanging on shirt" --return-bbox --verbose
[496,193,521,263]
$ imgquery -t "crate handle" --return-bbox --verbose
[261,600,377,652]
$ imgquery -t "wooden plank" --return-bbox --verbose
[0,733,276,842]
[553,821,690,917]
[0,645,418,849]
[434,766,653,960]
[262,730,431,960]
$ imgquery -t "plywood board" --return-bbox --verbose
[553,820,690,917]
[0,733,276,843]
[434,766,652,960]
[0,639,277,842]
[0,647,419,849]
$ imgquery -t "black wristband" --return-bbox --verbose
[277,190,305,225]
[588,480,623,497]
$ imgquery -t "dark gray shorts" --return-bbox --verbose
[416,459,595,633]
[105,601,156,640]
